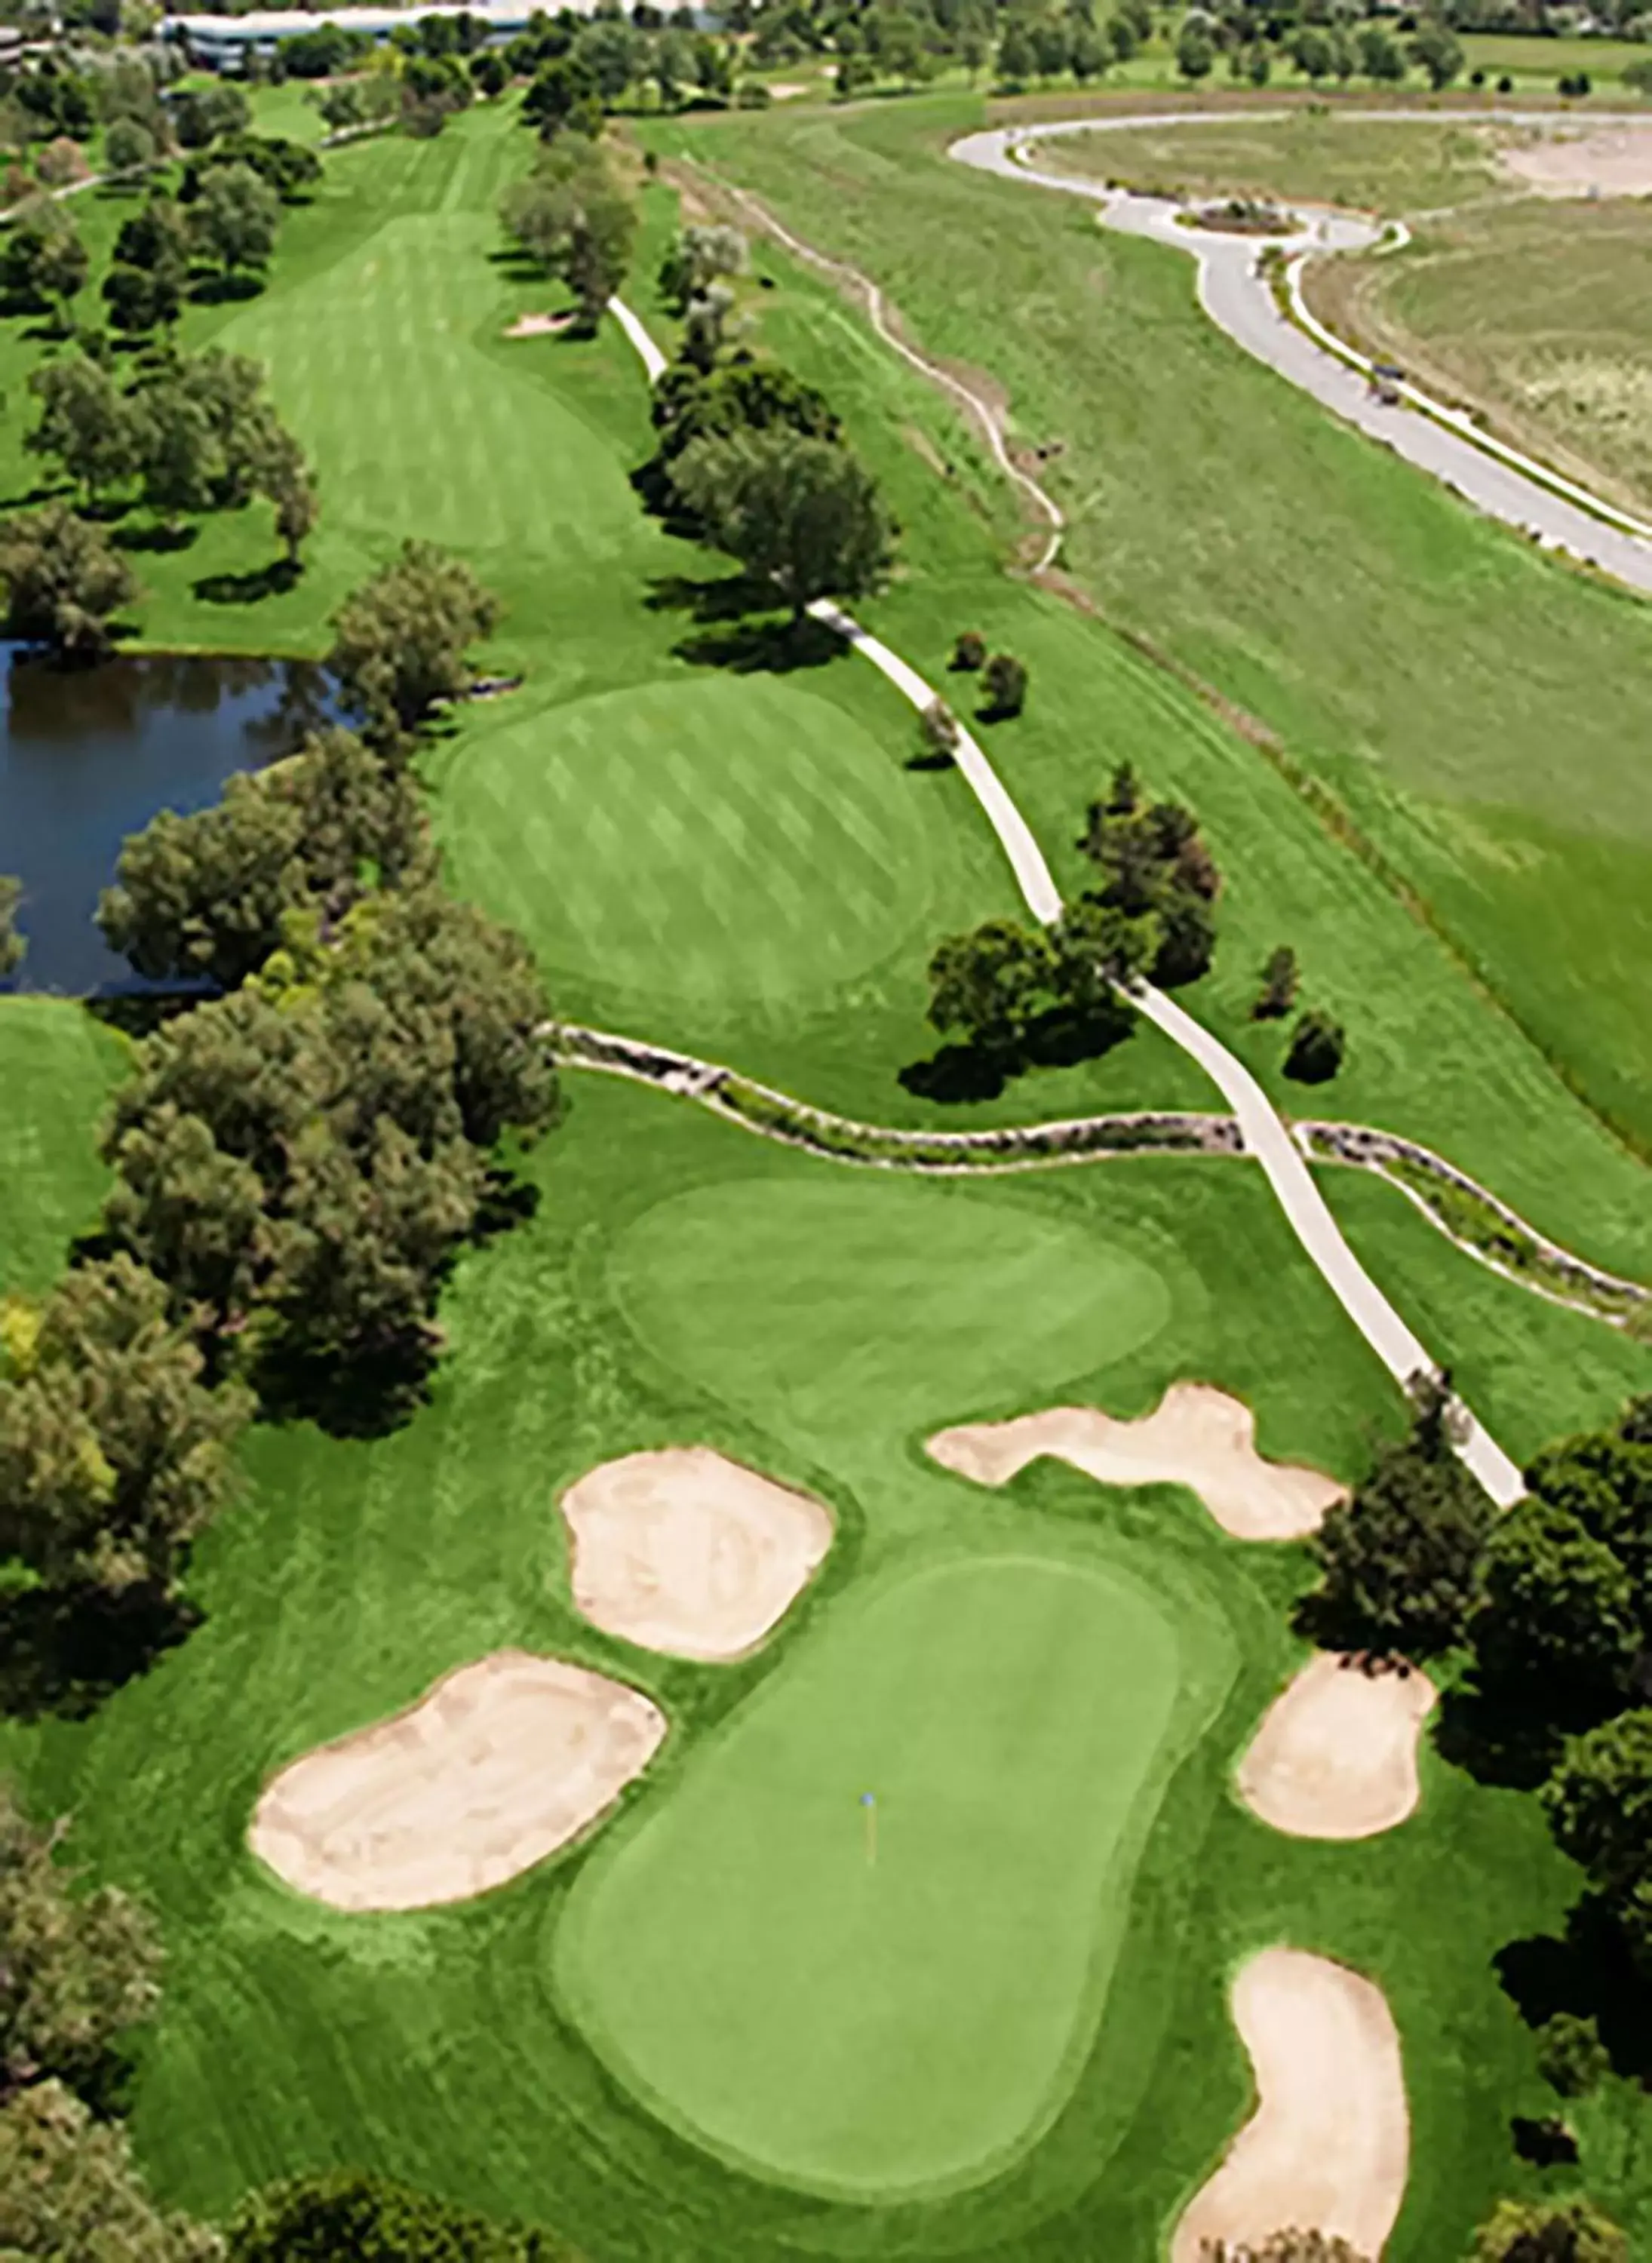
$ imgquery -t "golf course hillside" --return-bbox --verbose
[0,48,1650,2263]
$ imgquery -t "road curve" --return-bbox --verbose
[952,114,1652,594]
[606,300,1525,1506]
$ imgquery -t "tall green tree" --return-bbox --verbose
[0,505,138,658]
[671,427,895,615]
[1469,2196,1629,2262]
[187,160,279,283]
[499,138,635,327]
[25,355,144,507]
[0,2079,223,2261]
[1,198,88,327]
[0,1777,162,2104]
[327,542,501,735]
[226,2167,570,2261]
[657,220,745,315]
[926,919,1055,1056]
[1468,1497,1640,1734]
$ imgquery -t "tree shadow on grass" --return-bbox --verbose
[898,1002,1135,1107]
[645,568,774,625]
[1497,1893,1652,2087]
[673,612,842,676]
[192,557,299,605]
[0,1580,200,1723]
[115,520,198,555]
[189,270,266,306]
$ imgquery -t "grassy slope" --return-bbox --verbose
[0,996,125,1297]
[11,1064,1640,2261]
[649,93,1652,1267]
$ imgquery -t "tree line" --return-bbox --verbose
[1,542,552,1716]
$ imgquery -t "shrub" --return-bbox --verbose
[1537,2011,1611,2099]
[919,696,959,761]
[1284,1006,1345,1082]
[1252,944,1300,1020]
[979,650,1027,718]
[950,628,987,671]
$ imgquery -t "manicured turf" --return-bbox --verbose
[610,1171,1173,1452]
[0,997,125,1297]
[557,1547,1220,2197]
[656,93,1652,1219]
[446,676,938,1012]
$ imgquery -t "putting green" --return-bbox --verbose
[610,1173,1175,1445]
[444,676,934,1010]
[556,1548,1218,2197]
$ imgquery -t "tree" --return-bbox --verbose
[996,22,1035,82]
[134,379,221,531]
[2,198,88,327]
[0,877,23,980]
[657,220,745,314]
[1535,2012,1610,2099]
[1468,1498,1640,1736]
[0,1778,162,2104]
[1177,19,1216,78]
[1071,26,1109,81]
[105,115,155,175]
[1469,2197,1629,2263]
[171,78,250,149]
[980,651,1028,718]
[1253,944,1300,1020]
[1078,782,1222,988]
[1284,1007,1345,1082]
[0,1255,250,1595]
[1050,891,1159,1010]
[1356,23,1405,81]
[226,2167,567,2261]
[471,49,510,97]
[499,141,635,327]
[646,359,841,505]
[25,355,143,507]
[103,258,184,337]
[1302,1403,1496,1657]
[1030,20,1072,78]
[1289,25,1333,79]
[919,695,958,761]
[328,541,501,734]
[100,727,431,988]
[0,2080,223,2261]
[0,505,138,658]
[520,54,601,137]
[1409,20,1463,90]
[926,919,1055,1056]
[35,138,88,192]
[1106,12,1140,62]
[671,427,895,615]
[1543,1712,1652,1899]
[188,160,279,283]
[682,281,735,375]
[951,628,986,671]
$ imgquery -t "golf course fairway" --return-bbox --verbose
[556,1549,1228,2197]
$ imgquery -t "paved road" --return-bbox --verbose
[952,115,1652,596]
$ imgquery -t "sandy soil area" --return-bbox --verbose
[1237,1653,1438,1841]
[1500,124,1652,198]
[766,78,811,98]
[248,1651,666,1911]
[504,311,576,338]
[1172,1946,1409,2261]
[926,1385,1344,1540]
[559,1447,834,1660]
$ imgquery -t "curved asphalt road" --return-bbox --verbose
[953,114,1652,594]
[609,290,1526,1506]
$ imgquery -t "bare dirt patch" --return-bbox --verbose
[766,79,811,100]
[926,1384,1344,1540]
[1498,124,1652,198]
[559,1447,834,1661]
[1237,1652,1438,1840]
[504,310,576,339]
[1171,1947,1410,2262]
[248,1651,665,1911]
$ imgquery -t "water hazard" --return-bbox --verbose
[0,646,329,995]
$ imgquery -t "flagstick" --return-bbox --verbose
[862,1792,877,1868]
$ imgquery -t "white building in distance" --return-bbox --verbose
[164,0,703,69]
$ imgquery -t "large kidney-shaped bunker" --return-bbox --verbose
[555,1549,1221,2197]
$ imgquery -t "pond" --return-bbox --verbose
[0,646,330,996]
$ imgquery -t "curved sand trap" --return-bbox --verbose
[1237,1653,1438,1841]
[926,1385,1343,1540]
[1172,1947,1409,2262]
[249,1651,666,1911]
[505,309,576,338]
[1500,124,1652,198]
[560,1447,834,1660]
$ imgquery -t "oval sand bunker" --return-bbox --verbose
[559,1447,834,1660]
[1238,1653,1438,1841]
[927,1384,1343,1540]
[249,1651,666,1911]
[1172,1947,1409,2261]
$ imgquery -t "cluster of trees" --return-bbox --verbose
[1305,1386,1652,2114]
[1076,758,1222,989]
[951,628,1029,719]
[514,10,748,129]
[1170,10,1466,90]
[636,223,898,619]
[500,132,637,327]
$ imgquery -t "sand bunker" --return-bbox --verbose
[1172,1947,1409,2262]
[926,1385,1344,1540]
[249,1651,666,1911]
[559,1447,834,1660]
[1237,1653,1438,1841]
[1499,124,1652,198]
[504,310,576,338]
